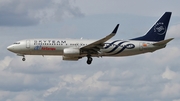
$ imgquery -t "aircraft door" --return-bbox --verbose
[26,40,30,48]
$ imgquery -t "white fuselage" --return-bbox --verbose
[7,39,164,57]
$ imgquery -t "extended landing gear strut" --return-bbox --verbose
[17,54,26,61]
[22,55,26,61]
[87,55,93,65]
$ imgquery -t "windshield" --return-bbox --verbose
[13,42,20,44]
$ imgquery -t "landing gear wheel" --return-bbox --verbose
[22,57,26,61]
[87,57,93,65]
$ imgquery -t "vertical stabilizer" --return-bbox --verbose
[131,12,172,41]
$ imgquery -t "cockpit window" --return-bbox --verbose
[14,42,20,44]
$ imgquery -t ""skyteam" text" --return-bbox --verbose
[34,40,66,45]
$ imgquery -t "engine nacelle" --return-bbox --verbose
[63,48,80,56]
[62,56,79,61]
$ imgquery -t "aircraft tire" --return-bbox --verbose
[22,58,26,61]
[87,57,93,65]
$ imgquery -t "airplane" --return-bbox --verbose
[7,12,174,65]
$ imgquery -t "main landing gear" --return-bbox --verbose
[87,55,93,65]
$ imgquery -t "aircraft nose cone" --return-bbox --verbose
[7,45,14,52]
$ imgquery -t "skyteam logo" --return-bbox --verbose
[154,22,166,35]
[34,46,42,50]
[105,40,135,55]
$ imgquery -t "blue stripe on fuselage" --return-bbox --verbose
[104,40,121,49]
[106,41,128,53]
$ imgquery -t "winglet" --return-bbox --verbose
[112,24,119,34]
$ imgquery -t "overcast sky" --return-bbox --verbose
[1,0,180,101]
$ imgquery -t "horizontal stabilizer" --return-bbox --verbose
[153,38,174,46]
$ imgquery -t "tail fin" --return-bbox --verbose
[131,12,172,41]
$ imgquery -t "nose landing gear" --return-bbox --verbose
[22,55,26,61]
[22,57,26,61]
[17,54,26,61]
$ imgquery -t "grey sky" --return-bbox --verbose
[0,0,83,26]
[0,0,180,101]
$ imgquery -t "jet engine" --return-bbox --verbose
[63,48,80,56]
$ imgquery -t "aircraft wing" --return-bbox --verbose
[80,24,119,53]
